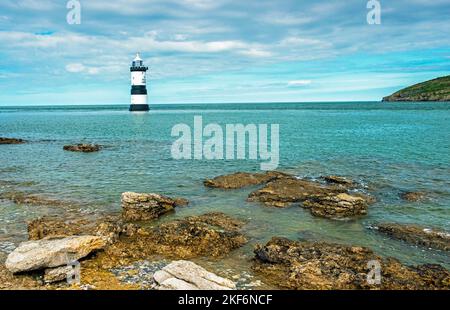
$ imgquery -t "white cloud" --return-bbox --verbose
[239,49,273,58]
[65,63,100,75]
[288,80,312,87]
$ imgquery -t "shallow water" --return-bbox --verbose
[0,102,449,272]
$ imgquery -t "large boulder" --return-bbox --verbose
[121,192,187,221]
[154,260,235,290]
[302,193,370,219]
[0,137,25,145]
[370,223,449,251]
[252,237,450,290]
[204,171,287,189]
[63,144,101,153]
[5,236,106,274]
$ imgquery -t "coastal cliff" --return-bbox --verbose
[382,75,450,102]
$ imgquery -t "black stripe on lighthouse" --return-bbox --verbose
[131,85,148,95]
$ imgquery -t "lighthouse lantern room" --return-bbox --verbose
[130,53,149,112]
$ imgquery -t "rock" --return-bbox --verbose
[121,192,181,221]
[100,213,247,262]
[173,197,189,207]
[302,193,370,219]
[27,217,88,240]
[321,176,356,188]
[247,176,345,208]
[247,175,375,218]
[0,137,25,145]
[204,171,287,189]
[370,223,449,251]
[252,237,450,290]
[5,236,106,274]
[400,191,426,202]
[44,266,74,283]
[184,212,246,232]
[142,213,247,258]
[63,144,101,153]
[94,220,139,244]
[27,215,139,245]
[154,260,235,290]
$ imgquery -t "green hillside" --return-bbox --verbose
[383,75,450,102]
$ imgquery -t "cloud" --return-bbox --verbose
[287,80,312,87]
[65,63,100,75]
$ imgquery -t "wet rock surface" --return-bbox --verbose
[204,171,287,189]
[5,236,106,274]
[63,144,101,153]
[252,237,450,290]
[370,223,449,251]
[0,137,25,145]
[154,260,235,290]
[302,193,370,219]
[121,192,186,221]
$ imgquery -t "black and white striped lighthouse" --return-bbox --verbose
[130,53,149,112]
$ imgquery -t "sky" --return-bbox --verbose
[0,0,449,106]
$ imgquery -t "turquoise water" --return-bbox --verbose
[0,102,449,270]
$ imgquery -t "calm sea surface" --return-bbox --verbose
[0,102,449,270]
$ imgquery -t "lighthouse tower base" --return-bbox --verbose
[129,104,149,112]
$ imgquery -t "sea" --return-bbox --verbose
[0,102,449,273]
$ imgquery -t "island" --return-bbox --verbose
[383,75,450,102]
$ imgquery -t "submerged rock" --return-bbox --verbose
[204,171,287,189]
[121,192,185,221]
[252,237,450,290]
[302,193,370,219]
[0,137,25,145]
[321,176,356,188]
[400,191,426,202]
[63,144,101,153]
[154,260,235,290]
[370,223,449,251]
[0,191,76,207]
[5,236,106,274]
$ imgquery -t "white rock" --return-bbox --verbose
[153,260,235,290]
[5,236,105,273]
[44,265,74,283]
[158,278,199,290]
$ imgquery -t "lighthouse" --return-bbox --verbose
[130,53,149,112]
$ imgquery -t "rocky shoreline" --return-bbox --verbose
[0,171,449,290]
